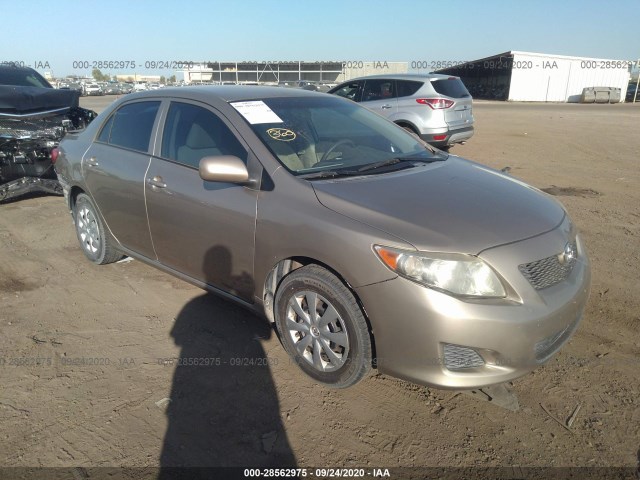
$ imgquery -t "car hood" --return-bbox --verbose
[0,86,80,115]
[312,156,565,254]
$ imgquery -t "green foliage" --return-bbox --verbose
[92,68,110,82]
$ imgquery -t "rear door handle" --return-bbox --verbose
[85,156,99,167]
[146,176,167,189]
[381,104,392,109]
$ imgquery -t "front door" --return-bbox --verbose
[145,100,258,302]
[361,79,398,117]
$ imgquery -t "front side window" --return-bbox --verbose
[233,96,439,175]
[108,101,160,152]
[330,82,362,101]
[361,80,396,102]
[161,102,247,169]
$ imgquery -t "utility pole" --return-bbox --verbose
[634,59,639,103]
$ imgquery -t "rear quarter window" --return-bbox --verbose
[396,80,423,98]
[431,78,471,98]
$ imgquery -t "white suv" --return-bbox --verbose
[329,74,474,149]
[83,83,103,96]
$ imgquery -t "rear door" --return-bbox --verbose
[83,100,161,259]
[360,79,397,117]
[431,77,474,129]
[145,100,258,302]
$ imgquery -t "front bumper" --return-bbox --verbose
[355,231,591,389]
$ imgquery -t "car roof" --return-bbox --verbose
[126,85,324,103]
[343,73,455,82]
[0,64,38,74]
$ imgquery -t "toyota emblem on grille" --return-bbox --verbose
[559,242,577,265]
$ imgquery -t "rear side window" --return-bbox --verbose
[96,115,114,143]
[397,80,423,98]
[361,79,396,102]
[108,101,160,152]
[161,102,247,169]
[431,78,470,98]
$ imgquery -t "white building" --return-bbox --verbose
[435,51,632,102]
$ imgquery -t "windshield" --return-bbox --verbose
[0,67,52,88]
[231,95,438,175]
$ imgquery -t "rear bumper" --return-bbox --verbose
[419,126,474,147]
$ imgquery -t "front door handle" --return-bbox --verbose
[146,176,167,189]
[381,104,392,110]
[85,157,99,167]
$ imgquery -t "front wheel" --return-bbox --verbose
[274,265,372,388]
[73,193,122,264]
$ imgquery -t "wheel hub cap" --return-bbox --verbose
[285,290,350,372]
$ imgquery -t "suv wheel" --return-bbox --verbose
[274,265,372,388]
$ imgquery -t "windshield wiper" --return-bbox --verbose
[300,153,446,179]
[299,169,363,180]
[356,155,445,173]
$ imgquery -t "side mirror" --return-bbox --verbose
[199,155,249,184]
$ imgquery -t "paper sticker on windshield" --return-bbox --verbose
[266,128,296,141]
[231,101,283,124]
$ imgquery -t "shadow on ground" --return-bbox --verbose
[159,246,296,476]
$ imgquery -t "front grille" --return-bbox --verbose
[443,344,485,370]
[519,242,577,290]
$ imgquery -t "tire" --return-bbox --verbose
[73,193,122,265]
[399,124,419,137]
[274,265,372,388]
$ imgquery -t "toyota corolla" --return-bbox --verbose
[54,86,590,389]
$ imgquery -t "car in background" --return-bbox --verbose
[55,86,589,391]
[84,83,103,96]
[103,83,122,95]
[118,83,134,94]
[0,64,95,201]
[60,81,83,95]
[329,74,474,149]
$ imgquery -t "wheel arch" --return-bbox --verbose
[394,120,419,134]
[263,256,377,367]
[68,185,86,212]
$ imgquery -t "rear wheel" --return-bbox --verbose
[73,193,122,264]
[274,265,372,388]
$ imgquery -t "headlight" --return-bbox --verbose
[374,245,506,298]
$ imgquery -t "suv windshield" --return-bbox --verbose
[232,96,437,175]
[431,78,470,98]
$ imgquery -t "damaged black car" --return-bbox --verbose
[0,64,96,202]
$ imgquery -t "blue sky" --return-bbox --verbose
[1,0,637,77]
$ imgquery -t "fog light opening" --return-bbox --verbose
[443,343,485,370]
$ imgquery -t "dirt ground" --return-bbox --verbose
[0,97,638,476]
